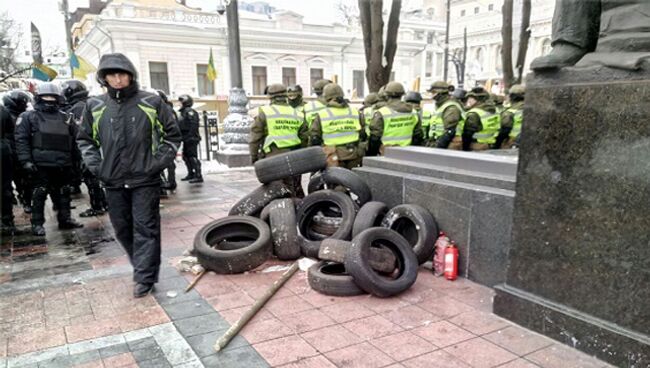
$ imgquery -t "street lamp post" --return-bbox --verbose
[216,0,254,167]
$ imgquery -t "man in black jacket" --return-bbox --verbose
[15,83,83,236]
[178,95,202,183]
[61,80,108,217]
[77,53,181,297]
[3,90,32,214]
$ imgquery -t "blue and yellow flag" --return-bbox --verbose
[207,48,217,81]
[70,52,96,79]
[32,63,57,81]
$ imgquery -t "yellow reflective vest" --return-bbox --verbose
[261,105,304,153]
[506,108,523,138]
[468,108,500,144]
[304,100,327,128]
[317,106,361,146]
[430,101,465,139]
[377,106,419,147]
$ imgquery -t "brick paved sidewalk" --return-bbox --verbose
[0,165,614,368]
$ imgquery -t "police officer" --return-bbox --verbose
[61,80,108,217]
[427,81,465,149]
[249,84,308,197]
[178,94,203,183]
[77,53,181,297]
[287,85,305,112]
[15,83,83,236]
[375,85,388,109]
[304,79,331,127]
[2,91,32,213]
[361,93,379,137]
[462,86,500,151]
[368,82,423,156]
[495,84,525,149]
[1,99,17,234]
[310,83,365,169]
[404,91,431,141]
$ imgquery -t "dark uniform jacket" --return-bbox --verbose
[15,102,79,167]
[179,106,201,143]
[248,99,308,163]
[62,91,89,123]
[77,54,181,189]
[462,100,498,151]
[368,98,423,155]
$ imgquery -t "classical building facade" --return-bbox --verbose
[71,0,446,98]
[446,0,554,90]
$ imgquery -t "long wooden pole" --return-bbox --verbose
[214,262,299,352]
[185,270,207,293]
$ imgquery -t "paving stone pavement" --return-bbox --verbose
[0,164,616,368]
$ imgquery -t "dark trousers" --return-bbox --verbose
[1,144,13,225]
[31,166,73,226]
[182,141,201,177]
[106,185,161,284]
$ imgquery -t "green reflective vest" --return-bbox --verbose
[317,106,361,146]
[363,107,374,136]
[378,106,418,147]
[304,100,327,128]
[506,108,523,138]
[419,109,433,136]
[468,108,500,144]
[261,105,303,153]
[429,101,465,139]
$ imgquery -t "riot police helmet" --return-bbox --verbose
[179,94,194,108]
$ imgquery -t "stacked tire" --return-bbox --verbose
[193,147,439,298]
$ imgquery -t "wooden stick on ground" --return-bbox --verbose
[214,262,299,352]
[185,270,207,293]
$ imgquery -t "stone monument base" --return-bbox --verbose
[215,151,251,168]
[494,67,650,367]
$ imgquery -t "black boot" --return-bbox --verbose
[189,158,203,183]
[134,282,154,298]
[59,218,84,230]
[31,224,46,236]
[1,220,16,236]
[181,174,195,181]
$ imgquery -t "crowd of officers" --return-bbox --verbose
[249,79,525,188]
[0,80,202,237]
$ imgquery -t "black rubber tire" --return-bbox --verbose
[380,204,438,265]
[254,147,327,184]
[297,190,357,258]
[307,167,372,207]
[194,216,272,274]
[345,228,418,297]
[307,261,366,296]
[269,199,301,260]
[352,201,388,238]
[310,214,342,236]
[228,181,292,217]
[318,238,396,273]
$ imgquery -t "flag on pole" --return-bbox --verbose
[207,48,217,81]
[30,22,57,81]
[70,52,96,79]
[32,63,58,81]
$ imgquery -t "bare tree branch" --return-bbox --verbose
[383,0,401,80]
[358,0,373,74]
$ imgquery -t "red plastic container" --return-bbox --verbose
[444,242,459,281]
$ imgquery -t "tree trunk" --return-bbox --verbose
[501,0,515,88]
[515,0,532,84]
[460,27,467,88]
[359,0,402,92]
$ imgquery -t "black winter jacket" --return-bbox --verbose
[77,88,181,189]
[15,103,79,167]
[178,107,201,143]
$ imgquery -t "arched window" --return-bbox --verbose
[475,47,485,72]
[495,45,502,73]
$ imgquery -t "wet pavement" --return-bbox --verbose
[0,162,614,368]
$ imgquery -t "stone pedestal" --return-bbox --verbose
[218,87,253,167]
[354,147,517,287]
[493,67,650,367]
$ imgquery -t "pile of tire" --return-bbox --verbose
[193,147,439,298]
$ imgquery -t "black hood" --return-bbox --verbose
[65,90,89,106]
[96,53,139,86]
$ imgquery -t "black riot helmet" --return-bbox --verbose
[156,90,173,107]
[35,82,64,105]
[60,80,88,103]
[178,94,194,108]
[404,91,422,104]
[2,90,32,114]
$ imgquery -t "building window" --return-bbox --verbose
[460,9,466,16]
[474,7,479,14]
[196,64,214,96]
[149,62,169,94]
[353,70,365,98]
[541,38,552,56]
[488,3,494,11]
[310,68,324,94]
[495,45,503,73]
[282,67,296,86]
[435,53,443,77]
[252,66,267,95]
[425,51,433,78]
[427,32,434,44]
